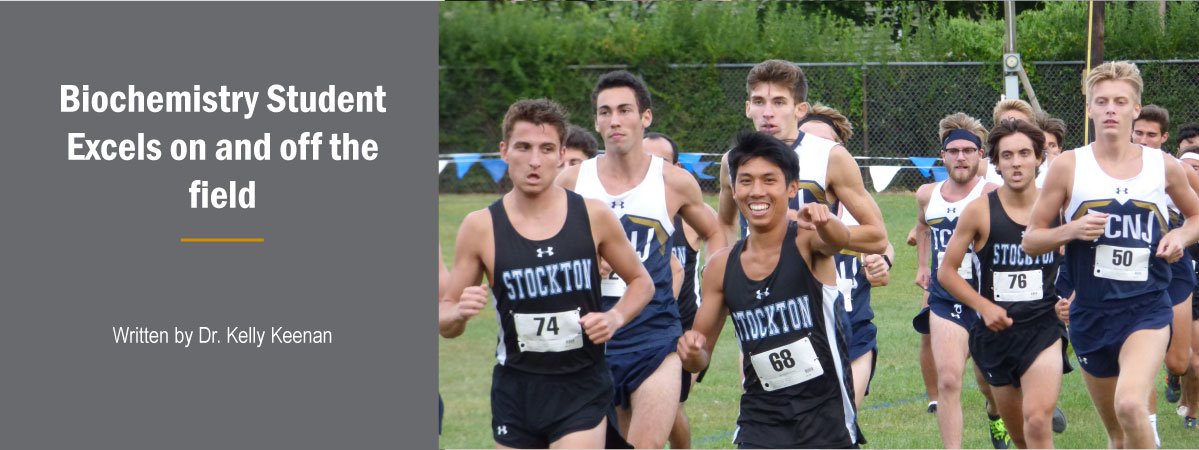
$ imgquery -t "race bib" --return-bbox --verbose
[514,310,583,353]
[1093,245,1150,282]
[749,337,824,392]
[938,251,973,280]
[837,277,855,312]
[601,273,626,297]
[993,269,1043,302]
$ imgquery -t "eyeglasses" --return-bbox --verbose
[942,147,980,157]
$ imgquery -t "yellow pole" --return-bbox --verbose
[1084,0,1095,142]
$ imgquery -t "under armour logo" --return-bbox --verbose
[756,288,771,300]
[951,304,962,319]
[536,247,554,258]
[948,207,956,213]
[1079,357,1088,365]
[611,201,624,209]
[1116,187,1129,194]
[496,425,508,436]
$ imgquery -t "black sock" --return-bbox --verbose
[989,412,1002,421]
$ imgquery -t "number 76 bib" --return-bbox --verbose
[749,337,824,391]
[993,270,1042,302]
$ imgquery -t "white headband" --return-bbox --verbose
[1181,153,1199,162]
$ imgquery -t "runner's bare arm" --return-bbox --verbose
[1023,152,1103,256]
[678,247,731,374]
[828,145,888,254]
[1159,156,1199,261]
[683,203,718,250]
[717,152,742,246]
[438,245,450,300]
[914,183,933,290]
[669,164,730,261]
[554,163,581,191]
[863,243,894,287]
[439,210,491,339]
[800,202,850,258]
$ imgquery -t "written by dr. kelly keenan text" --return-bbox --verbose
[112,326,332,348]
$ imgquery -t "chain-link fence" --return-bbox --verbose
[440,60,1199,194]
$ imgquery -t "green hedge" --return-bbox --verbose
[440,1,1199,157]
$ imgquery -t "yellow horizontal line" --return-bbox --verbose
[180,238,264,243]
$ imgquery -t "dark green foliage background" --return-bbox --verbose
[440,2,1199,192]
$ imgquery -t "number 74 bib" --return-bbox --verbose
[514,310,583,353]
[749,337,824,392]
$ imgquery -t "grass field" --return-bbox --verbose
[439,193,1197,449]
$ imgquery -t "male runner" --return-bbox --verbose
[561,124,599,169]
[556,71,727,448]
[992,99,1035,127]
[913,112,1008,449]
[643,131,717,449]
[1179,123,1199,155]
[1034,111,1067,166]
[910,217,942,414]
[1132,104,1194,441]
[716,60,887,255]
[439,99,654,449]
[1133,105,1170,151]
[1179,146,1199,429]
[798,104,894,408]
[678,131,861,448]
[981,99,1036,186]
[1023,61,1199,449]
[939,119,1068,449]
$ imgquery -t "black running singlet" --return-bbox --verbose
[672,216,700,328]
[977,191,1059,322]
[723,222,860,448]
[489,190,604,375]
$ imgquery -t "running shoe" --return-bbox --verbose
[1166,373,1181,403]
[1052,406,1067,433]
[989,415,1011,449]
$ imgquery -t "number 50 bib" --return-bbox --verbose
[1094,244,1149,282]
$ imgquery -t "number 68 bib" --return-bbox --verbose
[1093,244,1149,281]
[749,337,824,392]
[514,310,583,353]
